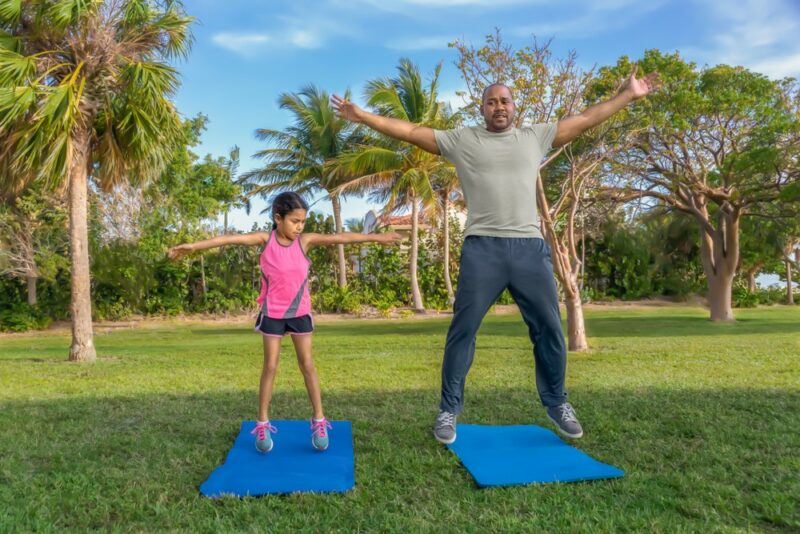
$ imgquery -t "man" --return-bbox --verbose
[332,66,659,443]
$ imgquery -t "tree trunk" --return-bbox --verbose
[564,284,588,352]
[787,260,794,305]
[442,192,454,306]
[223,210,228,234]
[200,254,207,297]
[708,273,735,321]
[26,273,37,306]
[746,269,757,294]
[696,208,738,322]
[535,177,588,350]
[67,129,97,362]
[410,199,424,312]
[331,195,347,288]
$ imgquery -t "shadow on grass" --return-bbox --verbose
[297,312,800,339]
[584,314,800,338]
[1,386,797,530]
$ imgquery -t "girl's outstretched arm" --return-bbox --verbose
[301,231,403,251]
[168,231,270,260]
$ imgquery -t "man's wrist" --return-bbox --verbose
[617,88,638,103]
[355,108,371,124]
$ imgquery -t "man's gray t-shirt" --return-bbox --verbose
[434,124,557,238]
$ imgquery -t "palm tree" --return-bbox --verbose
[242,85,360,288]
[345,217,365,233]
[431,166,462,306]
[0,0,192,361]
[429,105,463,306]
[333,59,446,312]
[222,146,248,233]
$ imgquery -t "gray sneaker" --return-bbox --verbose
[434,410,457,444]
[546,403,584,439]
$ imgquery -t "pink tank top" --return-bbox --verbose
[256,231,311,319]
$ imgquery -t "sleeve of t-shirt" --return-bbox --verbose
[529,123,558,153]
[433,128,464,161]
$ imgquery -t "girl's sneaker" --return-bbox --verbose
[251,421,277,453]
[310,418,332,451]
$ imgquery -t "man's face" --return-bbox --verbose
[482,85,515,132]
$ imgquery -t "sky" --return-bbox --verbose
[173,0,800,232]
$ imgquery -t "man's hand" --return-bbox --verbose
[618,64,661,100]
[331,94,365,123]
[167,244,194,261]
[375,232,403,245]
[330,93,440,154]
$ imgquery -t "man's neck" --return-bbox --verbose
[483,124,514,133]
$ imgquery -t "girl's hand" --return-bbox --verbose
[375,232,403,245]
[168,244,194,260]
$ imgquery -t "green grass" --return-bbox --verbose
[1,305,798,532]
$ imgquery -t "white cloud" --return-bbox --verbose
[683,0,800,79]
[211,13,354,56]
[748,53,800,79]
[345,0,535,7]
[438,88,469,111]
[510,0,666,39]
[211,33,272,55]
[287,30,322,49]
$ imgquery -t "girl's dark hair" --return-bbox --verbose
[271,192,308,229]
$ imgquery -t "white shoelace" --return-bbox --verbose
[437,411,456,428]
[559,404,578,424]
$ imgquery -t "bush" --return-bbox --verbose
[0,303,52,332]
[757,287,786,306]
[312,286,364,314]
[732,285,759,308]
[93,299,133,321]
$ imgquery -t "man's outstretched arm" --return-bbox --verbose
[331,94,440,155]
[553,65,661,148]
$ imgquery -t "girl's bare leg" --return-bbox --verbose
[258,335,282,421]
[291,334,324,419]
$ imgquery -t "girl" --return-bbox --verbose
[168,192,401,452]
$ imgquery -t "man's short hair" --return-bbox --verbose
[481,83,513,103]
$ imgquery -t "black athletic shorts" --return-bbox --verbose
[254,312,314,337]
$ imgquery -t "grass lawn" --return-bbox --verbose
[1,305,798,531]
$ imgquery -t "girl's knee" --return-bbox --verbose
[297,357,316,376]
[262,359,279,375]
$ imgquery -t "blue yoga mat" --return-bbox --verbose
[447,424,624,488]
[200,420,355,497]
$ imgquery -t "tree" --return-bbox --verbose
[431,165,461,306]
[596,50,800,320]
[0,185,67,305]
[334,59,445,312]
[243,85,360,288]
[0,0,192,360]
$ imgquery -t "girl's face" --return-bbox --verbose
[275,209,307,240]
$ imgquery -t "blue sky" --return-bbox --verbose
[174,0,800,231]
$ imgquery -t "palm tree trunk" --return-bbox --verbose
[331,195,347,288]
[442,192,454,306]
[68,128,97,362]
[410,199,424,312]
[223,210,229,234]
[787,259,794,305]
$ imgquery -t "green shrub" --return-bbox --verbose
[0,303,52,332]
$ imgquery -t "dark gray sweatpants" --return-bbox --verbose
[440,236,568,414]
